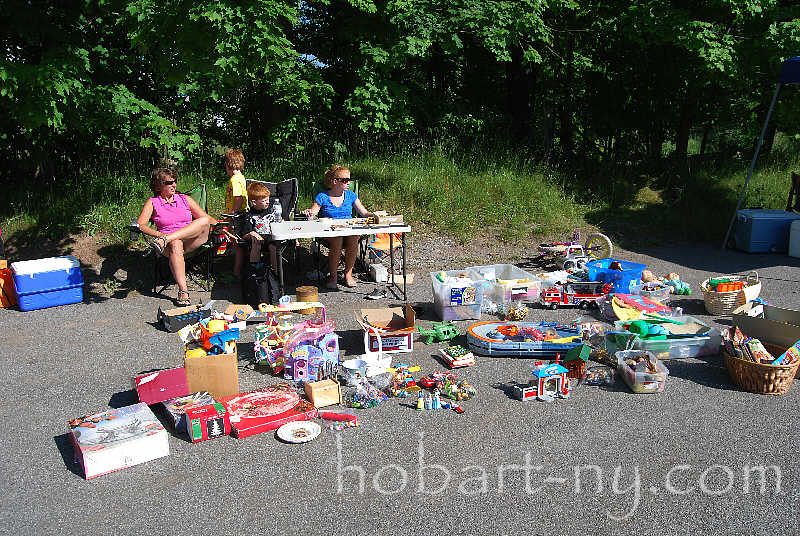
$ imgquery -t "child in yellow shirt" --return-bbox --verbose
[223,149,248,278]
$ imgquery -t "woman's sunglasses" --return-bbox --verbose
[163,180,177,185]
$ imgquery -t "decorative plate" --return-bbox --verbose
[276,421,321,444]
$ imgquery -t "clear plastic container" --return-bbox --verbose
[468,264,541,303]
[430,270,483,320]
[615,350,669,393]
[586,258,647,293]
[630,282,671,303]
[607,315,721,359]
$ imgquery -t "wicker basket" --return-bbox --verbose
[723,348,799,395]
[763,342,800,380]
[701,271,761,315]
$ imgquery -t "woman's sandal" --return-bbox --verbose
[176,290,191,306]
[150,236,167,256]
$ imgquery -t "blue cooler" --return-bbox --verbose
[11,256,84,311]
[734,209,800,253]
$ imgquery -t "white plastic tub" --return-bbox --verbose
[430,270,483,320]
[615,350,669,394]
[469,264,541,303]
[607,315,721,359]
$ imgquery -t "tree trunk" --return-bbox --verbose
[558,34,575,161]
[506,45,531,141]
[699,123,711,156]
[674,90,695,172]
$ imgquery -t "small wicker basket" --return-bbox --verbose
[723,348,799,395]
[701,271,761,316]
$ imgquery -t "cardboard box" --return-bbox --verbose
[220,384,317,439]
[161,391,216,431]
[305,378,342,408]
[134,367,190,405]
[183,344,239,400]
[733,304,800,371]
[224,304,254,322]
[157,304,211,332]
[358,303,416,355]
[186,402,231,443]
[68,403,169,479]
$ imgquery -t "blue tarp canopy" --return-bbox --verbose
[779,56,800,84]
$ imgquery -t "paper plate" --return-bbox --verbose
[276,421,321,444]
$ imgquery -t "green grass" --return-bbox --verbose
[1,143,798,255]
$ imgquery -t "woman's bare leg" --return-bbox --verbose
[165,240,188,293]
[343,235,359,285]
[327,237,343,286]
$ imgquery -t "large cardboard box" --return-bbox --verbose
[733,304,800,377]
[358,303,416,355]
[183,344,239,399]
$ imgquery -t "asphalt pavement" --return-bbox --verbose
[1,242,799,535]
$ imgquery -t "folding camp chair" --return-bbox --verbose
[239,178,300,270]
[130,184,213,294]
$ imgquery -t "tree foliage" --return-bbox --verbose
[0,0,798,180]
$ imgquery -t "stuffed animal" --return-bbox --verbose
[641,269,658,283]
[663,272,691,295]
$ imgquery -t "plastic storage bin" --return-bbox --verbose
[11,256,84,311]
[733,209,800,253]
[585,258,647,293]
[430,269,483,320]
[468,264,541,303]
[630,282,671,303]
[789,220,800,259]
[615,350,669,393]
[607,316,721,359]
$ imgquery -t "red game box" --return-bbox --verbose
[185,402,231,443]
[134,367,189,405]
[219,384,317,439]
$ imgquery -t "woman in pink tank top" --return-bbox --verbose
[136,168,212,305]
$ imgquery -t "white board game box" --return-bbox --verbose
[68,403,169,479]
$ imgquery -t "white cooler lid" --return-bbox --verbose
[11,255,80,275]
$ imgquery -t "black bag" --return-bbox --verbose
[241,265,279,308]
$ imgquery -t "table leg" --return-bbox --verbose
[276,240,286,297]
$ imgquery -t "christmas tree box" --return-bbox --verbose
[219,384,317,439]
[161,392,216,432]
[185,402,231,443]
[68,403,169,479]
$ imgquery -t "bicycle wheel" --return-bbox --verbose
[584,233,613,259]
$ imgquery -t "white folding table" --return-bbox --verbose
[268,220,411,300]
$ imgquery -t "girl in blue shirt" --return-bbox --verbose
[303,165,375,289]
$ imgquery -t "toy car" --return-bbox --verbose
[540,281,612,310]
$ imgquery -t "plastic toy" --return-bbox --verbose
[538,230,613,270]
[513,360,571,402]
[344,377,388,408]
[502,301,529,320]
[417,321,460,344]
[468,321,582,357]
[388,363,422,396]
[664,273,691,295]
[540,281,612,310]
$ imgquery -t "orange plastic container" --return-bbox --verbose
[0,266,17,307]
